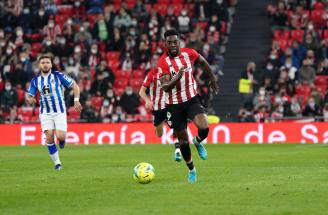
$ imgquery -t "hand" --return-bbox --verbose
[178,67,185,77]
[74,101,83,113]
[209,80,219,95]
[145,99,153,110]
[27,97,37,105]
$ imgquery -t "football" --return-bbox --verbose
[133,162,155,184]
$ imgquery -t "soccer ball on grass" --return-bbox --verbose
[133,162,155,184]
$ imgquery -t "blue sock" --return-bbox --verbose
[47,143,61,165]
[47,143,57,155]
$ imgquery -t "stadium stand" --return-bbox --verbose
[0,0,236,123]
[238,0,328,122]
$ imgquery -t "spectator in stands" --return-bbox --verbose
[119,86,140,115]
[32,8,48,31]
[292,41,306,65]
[121,52,133,71]
[253,87,271,111]
[80,98,99,122]
[0,45,18,75]
[177,9,191,34]
[74,22,93,45]
[93,14,109,42]
[323,104,328,122]
[318,39,328,61]
[254,105,269,122]
[238,108,256,122]
[81,43,101,68]
[0,82,18,113]
[271,2,288,30]
[53,36,72,58]
[111,105,126,122]
[100,98,113,122]
[290,5,309,29]
[148,10,161,41]
[303,97,321,117]
[317,59,328,75]
[194,0,210,21]
[42,19,61,43]
[281,48,301,70]
[298,58,316,84]
[187,32,203,53]
[303,33,320,52]
[290,96,302,117]
[19,51,33,78]
[113,8,132,30]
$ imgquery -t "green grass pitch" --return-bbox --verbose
[1,144,328,215]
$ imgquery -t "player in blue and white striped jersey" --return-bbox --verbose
[26,55,82,170]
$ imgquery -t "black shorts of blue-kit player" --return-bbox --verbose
[166,95,206,132]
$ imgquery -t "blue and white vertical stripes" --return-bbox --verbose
[27,71,74,114]
[47,143,57,155]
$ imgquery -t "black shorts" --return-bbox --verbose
[152,108,168,127]
[166,95,206,131]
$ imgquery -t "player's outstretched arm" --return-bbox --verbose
[160,67,184,92]
[72,82,82,112]
[139,86,153,110]
[196,55,219,95]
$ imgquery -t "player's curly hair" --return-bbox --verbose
[164,29,179,39]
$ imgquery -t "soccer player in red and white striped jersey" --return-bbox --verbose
[158,29,218,183]
[139,68,182,162]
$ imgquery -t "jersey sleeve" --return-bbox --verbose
[142,70,153,88]
[56,72,74,88]
[187,48,200,62]
[157,57,170,78]
[27,78,37,97]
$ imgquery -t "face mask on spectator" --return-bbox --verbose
[103,100,109,107]
[259,89,265,96]
[54,58,60,64]
[0,32,4,38]
[5,84,11,91]
[16,30,23,37]
[74,46,81,53]
[23,8,30,14]
[0,41,5,47]
[80,27,85,32]
[67,19,72,25]
[20,57,26,62]
[91,48,97,54]
[59,38,66,45]
[266,64,273,70]
[132,19,137,26]
[278,106,284,113]
[217,0,223,4]
[269,54,277,60]
[309,102,315,108]
[68,58,74,65]
[107,90,114,97]
[48,22,55,28]
[285,63,292,68]
[112,115,119,122]
[126,89,133,95]
[181,10,187,16]
[6,48,12,55]
[75,1,81,7]
[209,26,216,32]
[39,10,45,16]
[46,40,52,46]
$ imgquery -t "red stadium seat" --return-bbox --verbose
[58,5,73,15]
[157,0,170,3]
[68,106,80,121]
[129,78,144,92]
[310,10,325,25]
[132,70,145,79]
[90,96,104,110]
[290,29,304,42]
[106,51,120,61]
[115,70,131,79]
[16,88,25,104]
[113,87,125,97]
[295,84,311,97]
[273,30,290,40]
[322,30,328,39]
[314,75,328,87]
[114,78,129,88]
[173,4,184,16]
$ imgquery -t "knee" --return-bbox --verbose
[56,134,66,142]
[46,135,55,144]
[198,128,209,141]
